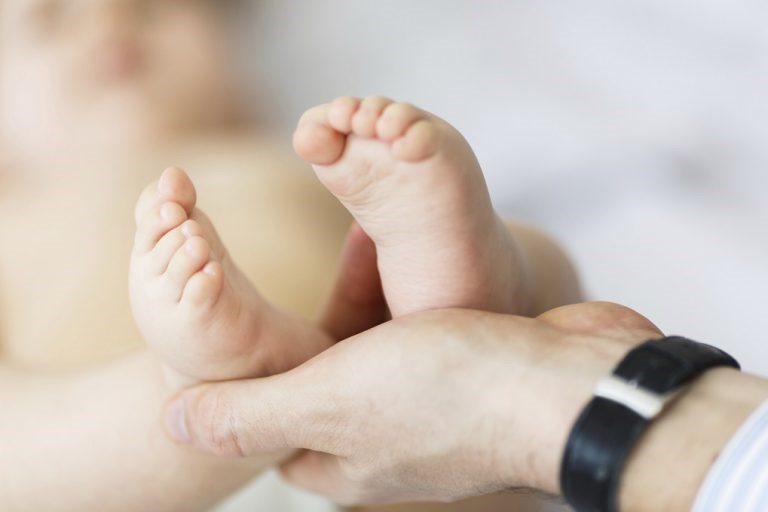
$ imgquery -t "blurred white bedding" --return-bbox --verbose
[218,1,768,510]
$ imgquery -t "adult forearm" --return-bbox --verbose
[0,351,286,512]
[512,349,768,511]
[618,368,768,512]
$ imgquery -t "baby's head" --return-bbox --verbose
[0,0,252,165]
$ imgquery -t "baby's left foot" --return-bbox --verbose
[129,167,332,383]
[294,97,528,317]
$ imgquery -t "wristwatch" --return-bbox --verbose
[560,336,740,512]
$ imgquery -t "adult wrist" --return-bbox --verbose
[494,331,632,494]
[618,368,768,512]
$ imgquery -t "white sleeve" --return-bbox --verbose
[693,399,768,512]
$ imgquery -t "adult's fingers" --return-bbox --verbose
[320,222,389,341]
[538,301,663,341]
[164,368,344,457]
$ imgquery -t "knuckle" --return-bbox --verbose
[193,391,247,457]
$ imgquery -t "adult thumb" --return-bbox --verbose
[164,371,328,457]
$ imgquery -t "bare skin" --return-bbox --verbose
[0,139,351,512]
[128,98,582,394]
[0,1,354,506]
[167,303,768,511]
[0,351,284,512]
[292,97,580,512]
[294,96,529,317]
[163,304,656,503]
[130,166,334,383]
[0,121,579,512]
[1,1,580,511]
[124,96,582,512]
[0,138,349,369]
[0,0,585,508]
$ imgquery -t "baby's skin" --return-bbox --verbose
[130,97,529,383]
[293,96,527,317]
[129,167,335,382]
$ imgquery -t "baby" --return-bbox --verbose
[0,0,579,511]
[130,98,582,512]
[0,1,346,510]
[0,0,348,369]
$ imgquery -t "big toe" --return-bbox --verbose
[135,167,198,224]
[157,167,197,215]
[293,114,347,166]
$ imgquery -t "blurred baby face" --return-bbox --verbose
[0,0,246,163]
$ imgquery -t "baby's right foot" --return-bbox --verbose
[129,167,332,383]
[294,97,528,317]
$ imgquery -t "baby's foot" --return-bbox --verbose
[293,97,527,317]
[129,167,332,383]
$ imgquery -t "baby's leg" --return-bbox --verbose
[130,167,332,382]
[294,97,528,317]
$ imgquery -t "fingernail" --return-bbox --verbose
[166,398,191,444]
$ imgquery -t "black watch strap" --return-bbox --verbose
[560,336,740,512]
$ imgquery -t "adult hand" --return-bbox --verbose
[164,302,662,505]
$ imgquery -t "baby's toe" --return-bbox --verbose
[162,236,211,302]
[182,261,224,309]
[140,219,202,277]
[133,202,187,255]
[327,97,361,134]
[157,167,198,215]
[351,96,393,138]
[134,167,197,225]
[376,103,426,142]
[392,119,441,162]
[294,104,347,166]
